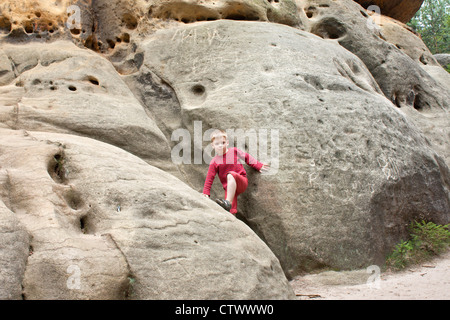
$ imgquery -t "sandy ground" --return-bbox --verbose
[290,250,450,300]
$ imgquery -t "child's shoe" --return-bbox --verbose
[215,199,232,212]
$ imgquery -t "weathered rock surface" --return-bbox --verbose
[434,54,450,68]
[0,128,295,299]
[0,0,449,299]
[0,40,178,175]
[298,0,450,170]
[354,0,424,23]
[0,201,29,299]
[131,19,450,276]
[374,16,450,165]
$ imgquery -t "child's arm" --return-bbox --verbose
[202,162,217,197]
[236,148,268,172]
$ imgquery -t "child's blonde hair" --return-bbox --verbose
[210,129,227,142]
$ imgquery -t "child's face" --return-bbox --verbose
[212,137,229,156]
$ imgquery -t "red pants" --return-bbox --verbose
[224,171,248,214]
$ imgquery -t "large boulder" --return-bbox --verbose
[353,0,424,23]
[374,16,450,164]
[298,0,450,168]
[434,54,450,68]
[0,128,294,299]
[128,19,450,276]
[0,40,177,175]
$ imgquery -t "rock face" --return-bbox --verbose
[0,128,295,299]
[374,16,450,164]
[354,0,424,23]
[0,0,449,299]
[434,54,450,68]
[0,40,177,175]
[130,19,449,276]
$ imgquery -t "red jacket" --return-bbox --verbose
[203,147,263,195]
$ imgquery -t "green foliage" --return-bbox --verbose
[446,64,450,73]
[386,221,450,270]
[407,0,450,54]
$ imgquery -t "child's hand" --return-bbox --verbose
[259,163,270,173]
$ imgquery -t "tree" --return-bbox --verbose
[408,0,450,54]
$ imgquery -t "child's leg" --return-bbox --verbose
[225,173,237,204]
[225,172,248,214]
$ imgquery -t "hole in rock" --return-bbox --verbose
[192,84,205,96]
[224,13,260,21]
[24,21,34,34]
[413,93,424,112]
[0,17,12,33]
[70,28,81,35]
[80,215,88,233]
[305,6,317,19]
[65,189,84,210]
[121,33,130,43]
[87,76,99,85]
[68,85,77,91]
[49,153,66,183]
[122,13,138,30]
[311,17,347,40]
[35,12,41,18]
[106,39,115,49]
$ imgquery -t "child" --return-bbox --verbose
[202,129,269,214]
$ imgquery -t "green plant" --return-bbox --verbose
[386,221,450,270]
[407,0,450,54]
[446,64,450,73]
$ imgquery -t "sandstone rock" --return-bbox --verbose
[0,40,177,175]
[376,16,437,67]
[354,0,424,23]
[371,16,450,167]
[299,0,450,169]
[0,0,449,297]
[300,0,448,112]
[0,0,97,49]
[0,128,294,299]
[131,19,450,276]
[375,16,450,90]
[147,0,303,27]
[434,54,450,68]
[0,201,29,299]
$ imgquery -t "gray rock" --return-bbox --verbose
[0,202,29,299]
[0,41,177,176]
[132,19,450,276]
[300,0,448,114]
[434,53,450,68]
[0,128,294,299]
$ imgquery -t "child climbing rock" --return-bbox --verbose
[202,129,270,214]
